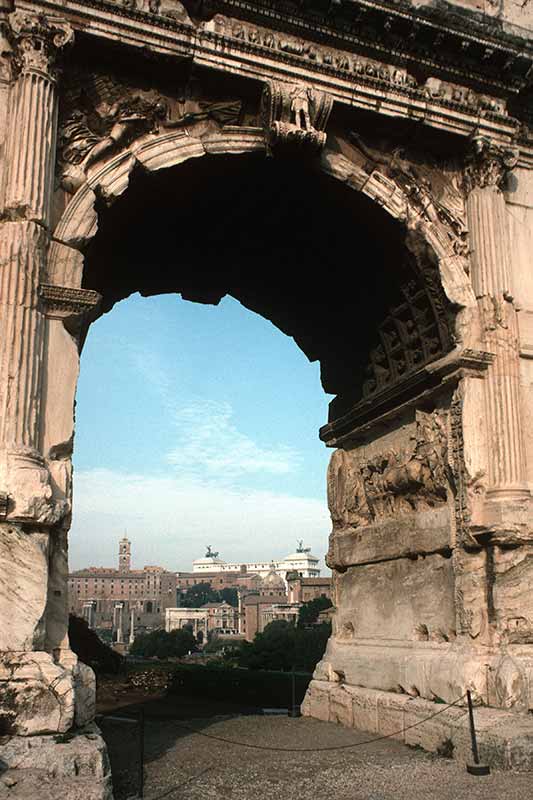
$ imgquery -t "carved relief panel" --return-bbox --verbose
[328,410,450,533]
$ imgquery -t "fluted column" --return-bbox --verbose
[4,11,73,226]
[0,13,72,523]
[0,222,47,452]
[464,136,529,502]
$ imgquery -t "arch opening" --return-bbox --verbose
[81,151,456,425]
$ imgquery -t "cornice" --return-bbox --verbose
[15,0,533,164]
[320,347,495,447]
[190,0,533,93]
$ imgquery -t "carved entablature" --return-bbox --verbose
[330,411,449,530]
[261,80,332,154]
[463,134,520,194]
[8,11,73,79]
[39,284,102,319]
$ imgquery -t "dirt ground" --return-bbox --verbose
[94,677,533,800]
[141,713,533,800]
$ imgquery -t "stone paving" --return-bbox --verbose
[143,714,533,800]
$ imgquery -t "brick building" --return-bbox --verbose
[286,574,332,604]
[175,567,261,598]
[68,536,177,641]
[239,568,289,641]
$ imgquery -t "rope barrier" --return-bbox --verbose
[158,692,468,753]
[145,692,469,800]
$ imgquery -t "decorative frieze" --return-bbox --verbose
[328,411,449,532]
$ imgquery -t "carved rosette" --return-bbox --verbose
[261,80,332,154]
[463,135,519,194]
[8,12,73,80]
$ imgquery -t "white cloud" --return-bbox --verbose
[69,468,331,573]
[167,400,299,479]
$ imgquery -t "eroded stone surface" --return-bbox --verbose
[302,681,533,770]
[0,722,113,800]
[0,652,75,736]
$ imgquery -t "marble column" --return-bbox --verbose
[464,136,530,509]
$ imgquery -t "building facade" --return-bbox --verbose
[176,568,262,598]
[192,542,321,580]
[287,574,332,605]
[68,537,177,641]
[166,601,239,641]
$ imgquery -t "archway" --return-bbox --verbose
[57,135,474,694]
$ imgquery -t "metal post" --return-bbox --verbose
[288,665,301,717]
[139,709,145,798]
[466,690,490,775]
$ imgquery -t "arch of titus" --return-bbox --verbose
[0,0,533,792]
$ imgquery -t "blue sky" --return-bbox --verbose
[70,293,332,573]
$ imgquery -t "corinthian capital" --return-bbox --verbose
[8,12,73,78]
[463,134,519,194]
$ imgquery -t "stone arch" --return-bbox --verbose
[48,127,474,324]
[46,128,477,457]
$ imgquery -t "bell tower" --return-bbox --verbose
[119,536,131,572]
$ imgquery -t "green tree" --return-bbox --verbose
[297,596,333,628]
[237,619,331,673]
[239,620,295,671]
[219,588,238,607]
[180,582,221,608]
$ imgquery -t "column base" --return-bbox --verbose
[0,722,113,799]
[302,681,533,770]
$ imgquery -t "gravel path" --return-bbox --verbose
[143,713,533,800]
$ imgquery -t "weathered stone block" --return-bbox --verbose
[0,722,113,800]
[335,553,456,642]
[303,681,533,769]
[0,652,75,736]
[0,525,49,652]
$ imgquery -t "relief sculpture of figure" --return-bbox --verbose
[161,99,242,130]
[59,94,168,191]
[290,85,312,130]
[346,411,449,527]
